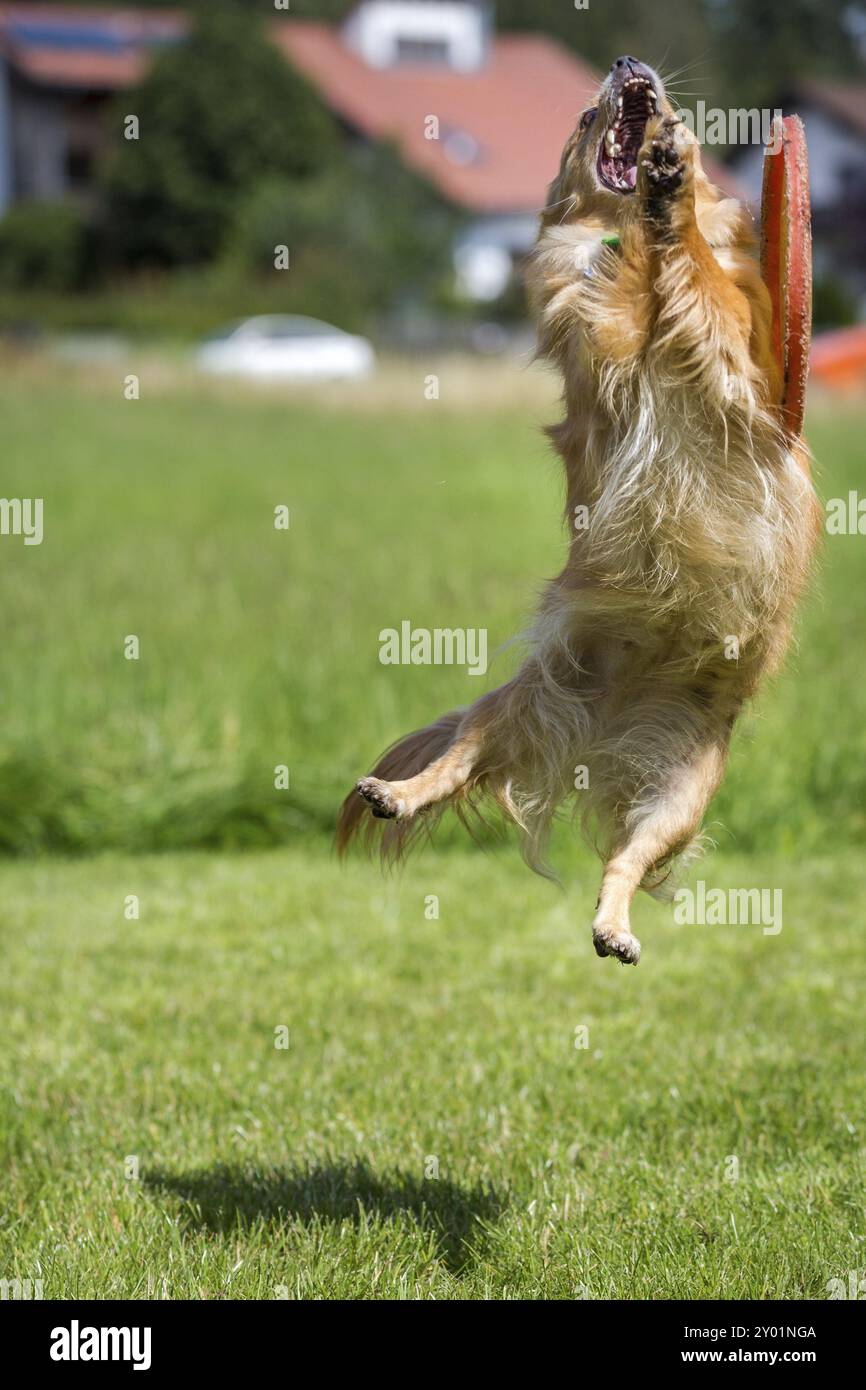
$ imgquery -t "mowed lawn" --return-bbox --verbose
[0,844,864,1300]
[1,359,865,855]
[0,360,864,1298]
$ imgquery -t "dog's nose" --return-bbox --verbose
[610,55,656,88]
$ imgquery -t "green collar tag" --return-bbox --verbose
[601,234,621,250]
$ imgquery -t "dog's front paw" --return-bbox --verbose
[592,917,642,966]
[638,116,691,211]
[356,776,405,820]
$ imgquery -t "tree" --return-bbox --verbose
[102,1,338,267]
[229,140,456,315]
[709,0,865,109]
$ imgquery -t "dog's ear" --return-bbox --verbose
[543,104,601,225]
[543,131,580,224]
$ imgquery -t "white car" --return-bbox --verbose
[196,315,375,382]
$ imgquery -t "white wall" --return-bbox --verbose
[453,213,537,300]
[7,82,69,201]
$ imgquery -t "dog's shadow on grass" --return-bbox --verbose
[145,1160,504,1274]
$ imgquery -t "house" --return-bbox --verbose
[0,0,743,300]
[276,2,604,298]
[275,2,741,299]
[0,4,184,208]
[729,80,866,311]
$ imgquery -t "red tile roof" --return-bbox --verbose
[0,3,183,89]
[3,46,142,87]
[277,22,599,214]
[278,21,743,211]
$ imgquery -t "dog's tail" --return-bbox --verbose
[335,709,465,865]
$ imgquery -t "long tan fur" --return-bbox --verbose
[337,57,821,964]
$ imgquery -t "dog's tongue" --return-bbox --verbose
[626,165,638,188]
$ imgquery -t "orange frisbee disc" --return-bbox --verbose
[760,114,812,438]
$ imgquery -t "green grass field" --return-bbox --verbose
[1,359,864,1298]
[1,846,864,1299]
[2,358,865,856]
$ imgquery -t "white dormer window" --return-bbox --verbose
[394,36,450,65]
[343,1,490,72]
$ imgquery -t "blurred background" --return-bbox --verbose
[0,0,864,347]
[1,0,865,1303]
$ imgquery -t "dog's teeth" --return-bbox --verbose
[613,143,622,156]
[605,128,616,149]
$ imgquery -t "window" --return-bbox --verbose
[66,147,94,190]
[394,36,450,64]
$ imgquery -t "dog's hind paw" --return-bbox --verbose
[356,776,405,820]
[591,919,642,966]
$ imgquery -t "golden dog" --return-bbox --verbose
[338,56,820,965]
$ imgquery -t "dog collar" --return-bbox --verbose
[601,234,621,250]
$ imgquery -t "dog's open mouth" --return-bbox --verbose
[597,76,658,193]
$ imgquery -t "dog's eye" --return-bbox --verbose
[579,108,598,133]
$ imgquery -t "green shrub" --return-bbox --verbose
[812,274,858,330]
[0,202,90,291]
[101,2,338,268]
[228,144,456,316]
[0,259,373,340]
